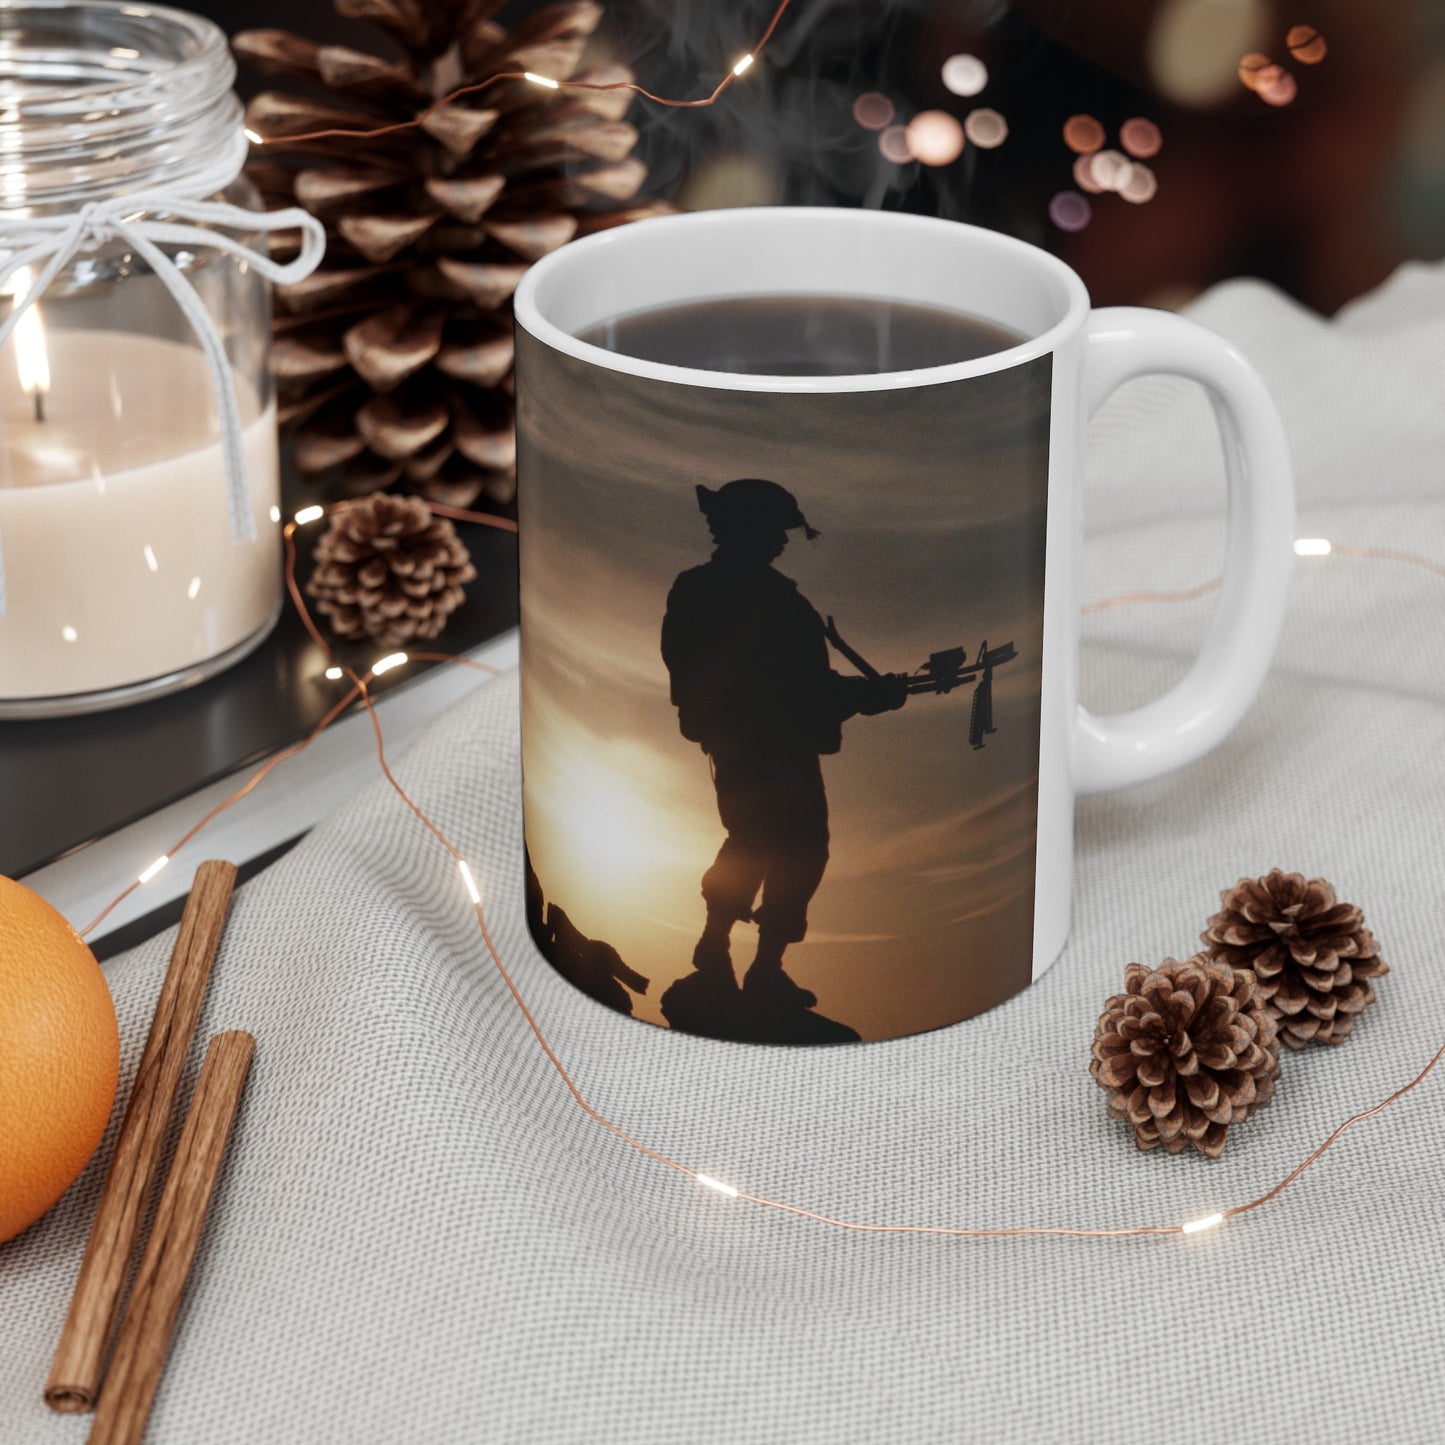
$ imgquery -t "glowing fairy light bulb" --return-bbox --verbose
[459,860,482,905]
[243,127,264,145]
[1181,1212,1225,1235]
[696,1173,740,1198]
[732,53,754,76]
[137,855,170,885]
[1294,538,1332,556]
[524,71,560,89]
[294,505,325,525]
[371,651,409,676]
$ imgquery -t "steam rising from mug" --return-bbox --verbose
[612,0,969,211]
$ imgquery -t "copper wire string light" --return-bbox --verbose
[1082,542,1445,618]
[1082,577,1221,615]
[246,0,797,149]
[74,497,1445,1244]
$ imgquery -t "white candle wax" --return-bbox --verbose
[0,329,281,703]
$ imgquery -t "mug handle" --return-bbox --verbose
[1075,307,1295,795]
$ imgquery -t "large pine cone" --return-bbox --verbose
[1201,870,1388,1049]
[1091,957,1282,1159]
[307,494,476,646]
[235,0,669,509]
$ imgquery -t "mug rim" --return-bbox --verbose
[514,206,1092,394]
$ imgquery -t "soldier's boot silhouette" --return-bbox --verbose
[690,908,740,988]
[742,932,817,1010]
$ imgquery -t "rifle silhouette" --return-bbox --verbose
[547,903,650,999]
[824,618,1017,750]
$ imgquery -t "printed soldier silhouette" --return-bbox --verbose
[660,479,907,1030]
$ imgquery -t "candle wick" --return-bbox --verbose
[33,389,44,423]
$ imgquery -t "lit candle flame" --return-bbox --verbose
[8,267,50,422]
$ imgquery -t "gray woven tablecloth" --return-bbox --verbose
[3,264,1444,1445]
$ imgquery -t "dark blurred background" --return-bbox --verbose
[205,0,1445,314]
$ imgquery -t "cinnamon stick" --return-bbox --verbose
[87,1032,255,1445]
[46,860,238,1413]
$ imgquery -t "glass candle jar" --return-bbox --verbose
[0,1,293,716]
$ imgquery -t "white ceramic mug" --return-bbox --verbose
[513,207,1293,1045]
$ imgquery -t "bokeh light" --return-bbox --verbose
[1049,191,1092,232]
[1287,24,1327,64]
[963,107,1008,149]
[1089,148,1133,192]
[905,109,965,166]
[852,92,895,131]
[1237,52,1272,91]
[878,124,913,163]
[941,53,988,97]
[1072,153,1105,194]
[1119,118,1163,159]
[1149,0,1268,107]
[1257,65,1298,106]
[1063,114,1106,154]
[1119,163,1159,204]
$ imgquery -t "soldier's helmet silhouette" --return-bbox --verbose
[696,479,821,542]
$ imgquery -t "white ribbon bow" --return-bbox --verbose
[0,193,326,616]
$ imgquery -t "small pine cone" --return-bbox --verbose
[1202,870,1388,1050]
[1091,956,1281,1159]
[307,494,476,647]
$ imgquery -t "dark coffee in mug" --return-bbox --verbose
[578,294,1024,376]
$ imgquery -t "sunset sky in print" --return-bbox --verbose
[516,330,1052,1040]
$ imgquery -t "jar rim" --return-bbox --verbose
[0,1,230,116]
[0,1,242,210]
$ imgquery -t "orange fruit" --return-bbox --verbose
[0,876,119,1245]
